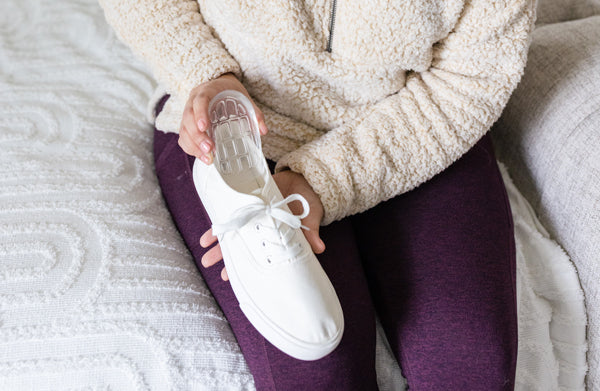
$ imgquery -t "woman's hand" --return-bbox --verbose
[178,73,268,164]
[199,170,326,281]
[272,170,325,254]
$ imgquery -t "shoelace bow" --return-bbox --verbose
[211,194,310,262]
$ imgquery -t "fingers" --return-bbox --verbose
[200,228,221,268]
[200,246,228,281]
[199,228,218,247]
[201,244,223,268]
[191,93,210,130]
[178,125,212,164]
[253,103,268,136]
[199,229,228,281]
[191,93,213,149]
[179,95,214,163]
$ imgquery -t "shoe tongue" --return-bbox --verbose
[205,164,266,225]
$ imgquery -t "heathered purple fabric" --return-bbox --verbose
[153,95,517,390]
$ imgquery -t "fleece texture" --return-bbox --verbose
[98,0,537,225]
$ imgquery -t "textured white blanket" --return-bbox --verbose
[0,0,587,389]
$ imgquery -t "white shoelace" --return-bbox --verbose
[211,194,311,263]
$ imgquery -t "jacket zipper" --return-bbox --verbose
[326,0,337,53]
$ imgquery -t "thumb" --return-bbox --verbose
[304,227,326,254]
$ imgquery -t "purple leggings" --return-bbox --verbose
[153,96,517,390]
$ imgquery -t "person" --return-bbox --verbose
[99,0,536,389]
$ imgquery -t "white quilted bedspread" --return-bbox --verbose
[0,0,588,389]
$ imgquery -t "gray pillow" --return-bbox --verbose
[536,0,600,24]
[491,15,600,390]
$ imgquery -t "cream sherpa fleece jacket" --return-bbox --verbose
[99,0,536,225]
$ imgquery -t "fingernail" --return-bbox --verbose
[200,140,212,153]
[259,123,268,134]
[201,153,213,165]
[197,119,207,130]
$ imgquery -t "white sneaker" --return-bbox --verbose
[192,90,344,361]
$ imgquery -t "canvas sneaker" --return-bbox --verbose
[192,90,344,361]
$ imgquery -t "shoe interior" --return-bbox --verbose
[214,125,266,195]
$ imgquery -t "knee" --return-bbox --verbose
[396,306,517,390]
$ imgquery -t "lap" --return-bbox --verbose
[154,128,378,390]
[153,91,516,389]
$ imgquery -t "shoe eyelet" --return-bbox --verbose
[266,258,272,264]
[261,241,266,247]
[255,224,260,231]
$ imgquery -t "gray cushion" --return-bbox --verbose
[491,15,600,389]
[536,0,600,25]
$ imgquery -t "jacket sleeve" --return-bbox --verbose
[275,0,537,225]
[98,0,241,97]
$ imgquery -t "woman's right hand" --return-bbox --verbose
[178,73,268,164]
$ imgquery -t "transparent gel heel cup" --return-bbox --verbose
[208,90,265,193]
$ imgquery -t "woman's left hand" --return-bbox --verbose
[272,170,325,255]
